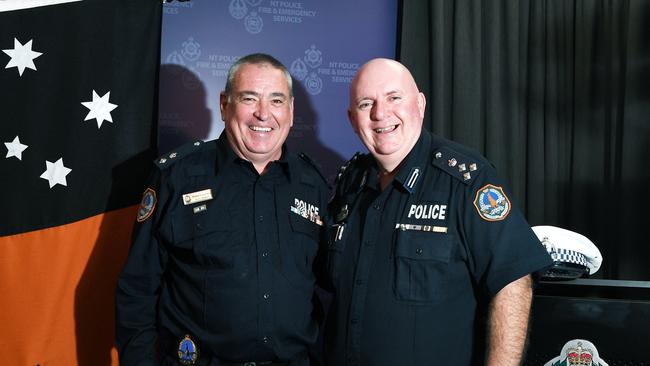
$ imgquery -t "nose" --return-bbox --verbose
[370,101,386,121]
[254,100,269,121]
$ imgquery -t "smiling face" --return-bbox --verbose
[348,58,426,172]
[220,62,293,171]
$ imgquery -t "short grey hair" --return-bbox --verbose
[224,53,293,100]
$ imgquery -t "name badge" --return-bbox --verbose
[182,189,213,205]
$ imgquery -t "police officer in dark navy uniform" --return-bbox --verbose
[116,54,329,366]
[324,58,552,366]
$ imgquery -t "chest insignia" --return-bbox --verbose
[182,188,213,205]
[407,203,447,220]
[291,198,323,226]
[473,184,511,221]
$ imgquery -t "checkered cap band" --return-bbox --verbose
[547,247,588,267]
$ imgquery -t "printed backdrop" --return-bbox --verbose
[159,0,398,180]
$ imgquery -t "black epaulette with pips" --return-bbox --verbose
[431,146,482,184]
[154,140,204,169]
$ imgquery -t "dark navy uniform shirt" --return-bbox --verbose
[324,130,552,366]
[116,133,329,366]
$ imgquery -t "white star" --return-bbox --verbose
[4,135,28,160]
[40,158,72,188]
[81,90,118,128]
[2,38,43,76]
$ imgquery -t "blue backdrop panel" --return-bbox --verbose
[159,0,398,180]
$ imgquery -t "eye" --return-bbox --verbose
[238,95,258,104]
[358,101,373,110]
[389,95,402,102]
[271,98,286,106]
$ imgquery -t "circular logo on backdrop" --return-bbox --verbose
[304,45,322,68]
[290,58,308,81]
[473,184,511,221]
[181,37,201,62]
[229,0,248,20]
[166,51,185,66]
[244,11,263,34]
[305,73,322,95]
[245,0,263,6]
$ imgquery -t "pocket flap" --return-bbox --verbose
[395,230,452,262]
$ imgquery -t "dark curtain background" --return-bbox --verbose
[399,0,650,280]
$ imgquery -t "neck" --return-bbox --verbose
[376,162,401,191]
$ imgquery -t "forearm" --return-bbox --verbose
[485,274,533,366]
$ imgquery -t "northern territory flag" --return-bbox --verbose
[0,1,161,364]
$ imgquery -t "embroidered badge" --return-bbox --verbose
[473,184,511,221]
[291,198,323,226]
[544,339,609,366]
[136,188,156,222]
[177,334,199,365]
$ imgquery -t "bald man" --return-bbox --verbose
[323,59,551,366]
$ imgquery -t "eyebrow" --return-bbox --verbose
[354,89,402,104]
[237,91,288,99]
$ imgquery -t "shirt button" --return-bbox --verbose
[258,215,264,222]
[263,293,270,300]
[261,251,269,258]
[262,336,269,343]
[416,248,423,255]
[373,204,381,210]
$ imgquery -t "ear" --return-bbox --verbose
[348,108,359,134]
[219,92,228,121]
[289,97,295,127]
[417,92,426,119]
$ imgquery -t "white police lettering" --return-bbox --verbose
[294,198,319,217]
[407,204,447,220]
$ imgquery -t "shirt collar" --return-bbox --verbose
[215,131,293,181]
[393,130,431,193]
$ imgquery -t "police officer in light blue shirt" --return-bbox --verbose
[324,58,552,366]
[116,53,329,366]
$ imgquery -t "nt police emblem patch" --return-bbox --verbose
[136,188,156,222]
[473,184,511,221]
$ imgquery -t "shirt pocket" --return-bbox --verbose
[394,229,453,303]
[326,223,347,286]
[170,208,234,268]
[288,213,321,277]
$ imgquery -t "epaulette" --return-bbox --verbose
[154,140,204,169]
[335,152,363,185]
[298,152,329,186]
[431,146,482,184]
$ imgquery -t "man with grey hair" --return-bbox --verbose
[116,53,329,366]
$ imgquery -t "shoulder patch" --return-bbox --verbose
[136,188,157,222]
[431,146,481,184]
[298,152,328,185]
[473,184,511,221]
[154,140,203,169]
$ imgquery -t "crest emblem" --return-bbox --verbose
[177,334,199,365]
[245,0,263,5]
[136,188,156,222]
[305,72,322,95]
[181,37,201,62]
[290,58,309,81]
[244,11,263,34]
[303,45,322,68]
[166,51,185,66]
[229,0,248,20]
[473,184,511,221]
[544,339,608,366]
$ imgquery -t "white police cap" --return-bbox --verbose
[532,225,603,279]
